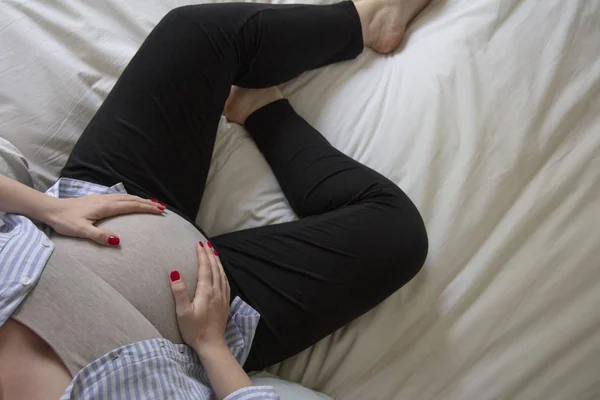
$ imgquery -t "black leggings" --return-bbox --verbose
[61,1,428,370]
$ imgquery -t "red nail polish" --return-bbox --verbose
[160,202,166,207]
[170,270,180,282]
[207,241,212,248]
[198,241,204,247]
[151,199,158,203]
[108,236,120,246]
[214,250,219,256]
[158,206,165,211]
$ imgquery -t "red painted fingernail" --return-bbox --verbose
[160,202,166,207]
[214,250,219,256]
[207,241,212,248]
[198,241,204,247]
[108,236,120,246]
[158,206,165,211]
[151,199,158,203]
[170,270,180,282]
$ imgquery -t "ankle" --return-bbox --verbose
[354,1,378,48]
[224,86,284,125]
[354,0,431,54]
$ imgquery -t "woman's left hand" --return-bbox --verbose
[169,242,230,355]
[41,194,165,246]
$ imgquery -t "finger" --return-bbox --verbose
[169,270,191,315]
[79,223,121,247]
[211,247,223,297]
[107,194,158,206]
[205,242,219,294]
[196,242,212,296]
[214,253,230,304]
[120,195,166,208]
[120,200,166,214]
[101,201,164,218]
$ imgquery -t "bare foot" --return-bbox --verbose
[355,0,431,54]
[224,86,284,125]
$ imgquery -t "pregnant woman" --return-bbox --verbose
[0,0,429,398]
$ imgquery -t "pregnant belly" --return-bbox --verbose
[50,211,208,342]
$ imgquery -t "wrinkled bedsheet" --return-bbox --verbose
[1,0,599,399]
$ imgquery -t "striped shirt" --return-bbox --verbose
[0,177,278,400]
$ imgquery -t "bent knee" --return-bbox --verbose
[377,191,428,283]
[158,6,195,30]
[160,4,230,29]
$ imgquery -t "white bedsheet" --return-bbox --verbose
[1,0,599,399]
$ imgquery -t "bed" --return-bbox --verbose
[1,0,599,399]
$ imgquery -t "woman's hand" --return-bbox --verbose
[169,242,231,354]
[42,194,165,246]
[0,174,164,246]
[169,244,255,399]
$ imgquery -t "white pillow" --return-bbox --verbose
[250,372,334,400]
[0,137,33,187]
[0,137,35,225]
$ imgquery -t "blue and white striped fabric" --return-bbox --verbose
[0,177,278,400]
[0,178,126,326]
[60,298,274,400]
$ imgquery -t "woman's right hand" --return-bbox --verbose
[169,242,231,354]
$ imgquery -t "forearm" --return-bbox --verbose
[0,174,57,222]
[196,343,254,400]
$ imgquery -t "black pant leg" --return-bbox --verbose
[212,101,428,370]
[61,2,363,220]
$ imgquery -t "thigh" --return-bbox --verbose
[61,7,239,219]
[212,196,428,370]
[12,243,162,376]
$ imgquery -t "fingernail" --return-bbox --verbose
[160,202,166,207]
[207,241,212,248]
[214,250,219,256]
[198,241,204,247]
[170,270,181,282]
[108,236,120,246]
[158,206,165,211]
[151,199,158,203]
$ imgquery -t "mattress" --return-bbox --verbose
[1,0,599,399]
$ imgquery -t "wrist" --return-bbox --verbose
[34,196,61,225]
[195,339,254,400]
[194,339,229,363]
